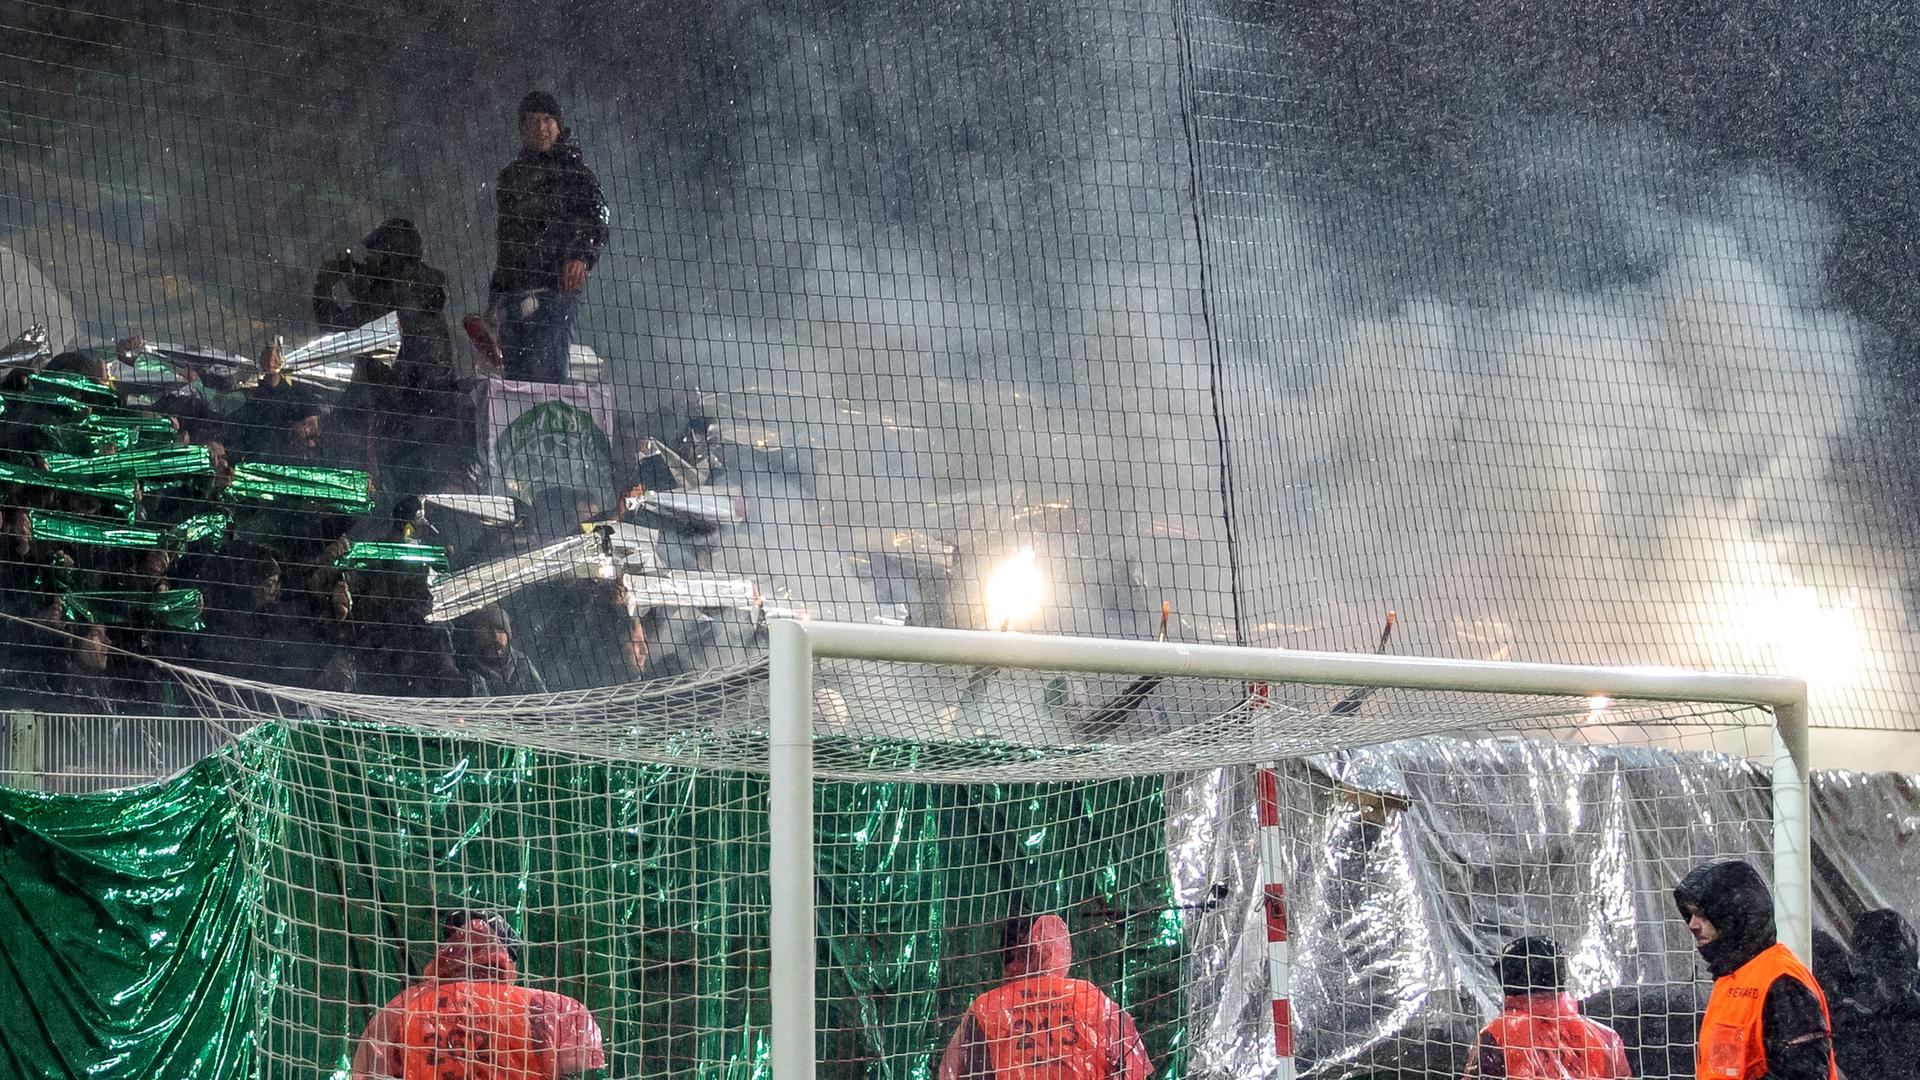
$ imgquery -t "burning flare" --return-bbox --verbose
[984,547,1045,631]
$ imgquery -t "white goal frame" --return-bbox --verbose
[764,619,1812,1080]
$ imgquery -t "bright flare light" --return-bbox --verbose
[984,548,1045,631]
[1753,585,1865,690]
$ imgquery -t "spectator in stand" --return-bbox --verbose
[1835,909,1920,1080]
[458,604,548,696]
[351,910,604,1080]
[939,913,1151,1080]
[1461,936,1630,1079]
[1674,860,1836,1080]
[229,338,327,463]
[487,91,609,384]
[314,218,462,493]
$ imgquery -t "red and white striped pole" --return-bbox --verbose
[1250,683,1296,1079]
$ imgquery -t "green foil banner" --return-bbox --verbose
[0,387,93,424]
[0,761,258,1080]
[29,510,228,551]
[1,726,1183,1080]
[62,588,206,631]
[37,421,137,457]
[332,541,451,572]
[222,462,374,516]
[41,444,212,482]
[27,369,119,408]
[0,461,137,521]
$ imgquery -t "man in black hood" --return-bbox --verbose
[487,91,609,384]
[1834,908,1920,1080]
[1674,859,1836,1079]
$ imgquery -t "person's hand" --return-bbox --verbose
[561,259,589,293]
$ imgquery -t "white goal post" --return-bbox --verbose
[765,618,1812,1080]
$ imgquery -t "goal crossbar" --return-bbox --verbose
[764,619,1812,1080]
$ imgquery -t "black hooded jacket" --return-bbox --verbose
[1836,909,1920,1080]
[1674,860,1834,1080]
[488,134,609,303]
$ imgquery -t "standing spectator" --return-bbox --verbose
[938,913,1151,1080]
[1674,860,1836,1080]
[1462,936,1630,1079]
[487,91,608,384]
[313,219,462,493]
[1836,909,1920,1080]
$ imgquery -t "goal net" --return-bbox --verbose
[184,622,1806,1080]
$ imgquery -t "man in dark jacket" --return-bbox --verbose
[1675,860,1836,1080]
[314,218,461,493]
[459,603,548,696]
[488,91,608,384]
[1835,908,1920,1080]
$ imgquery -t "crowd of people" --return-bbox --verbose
[0,90,637,713]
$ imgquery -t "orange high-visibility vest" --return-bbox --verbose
[969,975,1124,1080]
[391,980,555,1080]
[1696,943,1837,1080]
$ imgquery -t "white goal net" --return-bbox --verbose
[176,622,1806,1080]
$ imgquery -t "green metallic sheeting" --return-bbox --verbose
[0,725,1184,1080]
[332,541,451,571]
[0,760,258,1080]
[62,589,207,631]
[222,462,374,516]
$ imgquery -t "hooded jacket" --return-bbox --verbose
[489,134,609,303]
[1674,861,1834,1080]
[1462,938,1630,1079]
[1835,909,1920,1080]
[938,914,1151,1080]
[350,915,605,1080]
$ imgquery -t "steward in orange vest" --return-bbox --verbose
[1462,936,1631,1078]
[938,914,1152,1080]
[351,911,606,1080]
[1675,861,1837,1080]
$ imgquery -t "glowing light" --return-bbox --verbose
[1753,585,1865,689]
[984,548,1045,631]
[1586,695,1612,721]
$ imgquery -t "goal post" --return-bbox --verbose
[765,618,1812,1080]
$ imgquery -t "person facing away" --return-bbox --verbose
[938,913,1151,1080]
[487,91,608,384]
[1461,936,1630,1079]
[1675,860,1837,1080]
[351,910,604,1080]
[1834,908,1920,1080]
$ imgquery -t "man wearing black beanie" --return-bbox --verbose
[1675,859,1837,1079]
[487,90,609,384]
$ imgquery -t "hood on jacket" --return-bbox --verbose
[1675,860,1776,978]
[1853,909,1919,978]
[1003,913,1073,981]
[1496,936,1567,996]
[424,910,521,982]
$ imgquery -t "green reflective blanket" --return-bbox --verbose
[0,726,1183,1080]
[221,462,374,516]
[62,588,206,631]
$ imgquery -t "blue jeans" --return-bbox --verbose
[500,288,578,383]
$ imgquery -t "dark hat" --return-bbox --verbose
[519,91,562,120]
[470,603,512,636]
[441,908,522,962]
[1495,936,1566,995]
[361,218,423,263]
